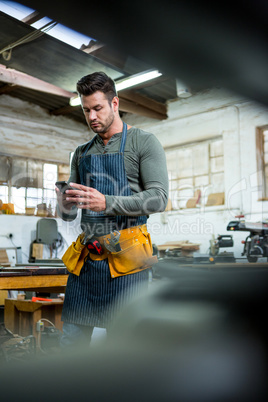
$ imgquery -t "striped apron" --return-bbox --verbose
[61,123,149,328]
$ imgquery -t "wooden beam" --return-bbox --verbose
[0,65,167,120]
[0,274,68,291]
[51,91,167,120]
[119,89,167,116]
[119,98,167,120]
[0,83,18,94]
[0,64,74,98]
[50,104,75,115]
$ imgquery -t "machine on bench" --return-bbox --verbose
[227,217,268,263]
[208,234,236,263]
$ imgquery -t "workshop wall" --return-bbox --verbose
[0,213,82,264]
[0,95,88,263]
[0,95,90,164]
[1,89,268,259]
[124,88,268,257]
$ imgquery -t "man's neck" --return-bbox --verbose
[99,119,124,146]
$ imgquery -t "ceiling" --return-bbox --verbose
[1,0,268,128]
[20,0,267,103]
[0,9,178,125]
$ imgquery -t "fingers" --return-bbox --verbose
[65,189,85,197]
[69,182,89,191]
[65,185,93,200]
[62,183,106,212]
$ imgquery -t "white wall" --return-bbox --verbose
[0,213,82,264]
[124,88,268,257]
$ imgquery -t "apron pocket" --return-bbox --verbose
[62,234,89,276]
[107,232,157,278]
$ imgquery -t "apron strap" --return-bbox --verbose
[81,136,96,158]
[119,122,128,154]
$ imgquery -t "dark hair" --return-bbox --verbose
[76,72,117,103]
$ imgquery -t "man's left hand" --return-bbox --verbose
[65,183,106,212]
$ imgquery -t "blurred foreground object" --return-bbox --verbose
[0,261,267,401]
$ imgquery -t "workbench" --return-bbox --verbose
[4,298,64,338]
[0,265,68,293]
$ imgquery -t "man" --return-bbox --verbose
[56,71,168,347]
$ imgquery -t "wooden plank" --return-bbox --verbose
[157,241,200,251]
[0,274,68,291]
[120,89,167,116]
[119,98,167,120]
[256,126,266,199]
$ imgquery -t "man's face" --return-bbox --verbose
[81,91,118,135]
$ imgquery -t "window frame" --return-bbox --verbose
[165,136,225,210]
[0,155,69,214]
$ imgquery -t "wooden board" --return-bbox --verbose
[157,241,200,251]
[0,274,68,292]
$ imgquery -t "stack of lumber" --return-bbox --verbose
[157,241,200,257]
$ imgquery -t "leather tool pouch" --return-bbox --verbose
[106,225,158,278]
[62,233,89,276]
[72,225,158,278]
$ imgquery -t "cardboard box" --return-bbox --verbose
[0,203,15,214]
[25,207,36,215]
[0,249,10,266]
[32,243,43,259]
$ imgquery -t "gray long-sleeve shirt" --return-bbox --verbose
[60,125,168,221]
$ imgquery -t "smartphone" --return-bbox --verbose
[55,181,73,194]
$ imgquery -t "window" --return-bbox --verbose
[256,125,268,199]
[166,137,224,209]
[0,156,69,214]
[0,185,8,203]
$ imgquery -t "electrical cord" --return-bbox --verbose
[36,318,57,354]
[50,232,67,258]
[9,237,29,261]
[8,231,67,261]
[38,318,55,327]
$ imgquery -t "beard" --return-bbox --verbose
[89,108,115,134]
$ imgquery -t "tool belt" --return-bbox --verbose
[62,224,158,278]
[61,233,89,276]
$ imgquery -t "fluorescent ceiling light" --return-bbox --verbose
[115,70,162,91]
[70,96,82,107]
[69,70,162,106]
